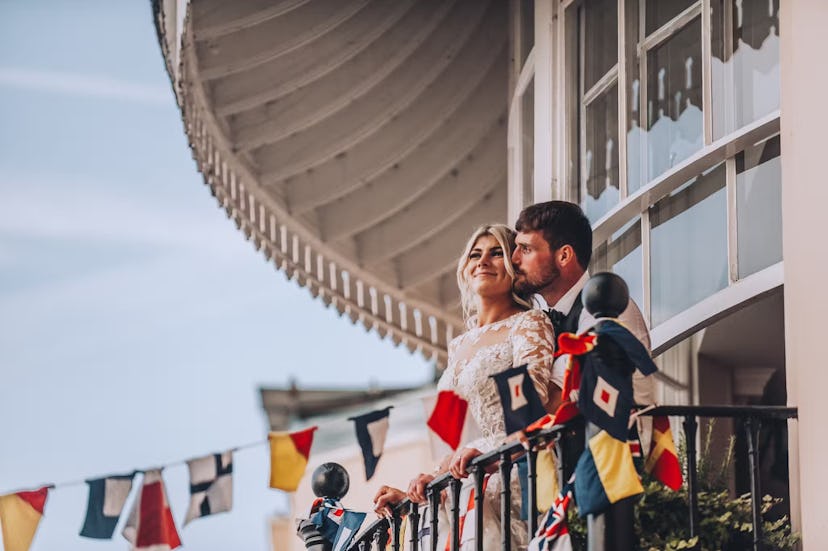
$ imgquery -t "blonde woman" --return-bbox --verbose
[374,224,559,550]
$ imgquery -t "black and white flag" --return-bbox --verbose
[349,407,391,480]
[184,451,233,525]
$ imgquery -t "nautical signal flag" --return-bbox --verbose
[80,472,135,539]
[491,364,547,435]
[645,416,683,490]
[426,390,468,450]
[269,426,317,491]
[528,485,573,551]
[331,510,366,551]
[0,486,49,551]
[593,320,657,376]
[578,351,634,442]
[310,499,346,543]
[122,470,181,551]
[184,451,233,525]
[574,430,643,516]
[551,331,595,426]
[349,407,391,480]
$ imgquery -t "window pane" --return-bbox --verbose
[583,85,619,223]
[591,217,644,310]
[522,77,535,206]
[711,0,780,140]
[584,0,618,92]
[650,164,727,325]
[643,19,703,185]
[646,0,696,35]
[737,136,782,278]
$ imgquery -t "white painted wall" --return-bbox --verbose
[780,1,828,546]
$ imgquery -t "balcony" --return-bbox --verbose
[300,405,798,551]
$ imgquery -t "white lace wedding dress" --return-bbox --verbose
[438,308,557,550]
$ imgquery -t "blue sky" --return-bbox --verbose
[0,2,433,550]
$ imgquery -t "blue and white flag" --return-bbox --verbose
[184,451,233,525]
[491,364,547,434]
[80,472,135,539]
[331,510,366,551]
[349,407,391,480]
[593,320,657,376]
[310,499,345,543]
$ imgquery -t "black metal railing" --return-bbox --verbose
[345,405,797,551]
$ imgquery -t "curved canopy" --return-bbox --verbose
[152,0,510,365]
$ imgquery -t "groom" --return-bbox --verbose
[511,200,655,435]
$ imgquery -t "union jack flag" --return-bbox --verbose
[527,486,574,551]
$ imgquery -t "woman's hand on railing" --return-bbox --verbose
[449,447,484,478]
[406,473,436,503]
[372,485,406,518]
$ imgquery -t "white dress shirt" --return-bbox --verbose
[534,271,655,407]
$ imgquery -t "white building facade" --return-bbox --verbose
[153,0,827,547]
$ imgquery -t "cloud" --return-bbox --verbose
[0,66,172,105]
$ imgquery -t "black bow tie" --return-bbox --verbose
[546,308,566,335]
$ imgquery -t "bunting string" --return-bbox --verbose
[1,326,675,551]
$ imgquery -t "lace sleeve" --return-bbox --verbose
[510,309,559,409]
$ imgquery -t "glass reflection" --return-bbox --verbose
[646,0,697,34]
[711,0,780,139]
[650,164,727,325]
[583,86,619,223]
[737,135,782,278]
[584,0,618,91]
[644,19,703,184]
[591,217,643,310]
[520,0,535,69]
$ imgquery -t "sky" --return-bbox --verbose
[0,2,433,550]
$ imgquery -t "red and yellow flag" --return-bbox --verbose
[645,416,683,491]
[269,427,317,492]
[0,486,49,551]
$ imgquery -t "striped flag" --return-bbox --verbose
[80,472,135,539]
[184,451,233,525]
[269,427,317,492]
[122,469,181,551]
[0,486,49,551]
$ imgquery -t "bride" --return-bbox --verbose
[374,224,560,549]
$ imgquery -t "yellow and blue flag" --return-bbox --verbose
[574,430,643,516]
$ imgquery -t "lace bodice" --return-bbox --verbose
[439,309,557,452]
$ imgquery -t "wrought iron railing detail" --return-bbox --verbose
[343,405,796,551]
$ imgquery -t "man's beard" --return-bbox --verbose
[513,264,560,296]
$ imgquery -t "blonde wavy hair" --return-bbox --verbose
[456,223,532,323]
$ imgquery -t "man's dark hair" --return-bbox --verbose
[515,201,593,269]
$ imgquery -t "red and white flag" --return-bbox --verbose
[425,390,470,451]
[122,469,181,551]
